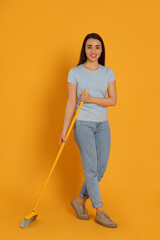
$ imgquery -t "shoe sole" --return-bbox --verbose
[71,201,90,220]
[95,218,117,228]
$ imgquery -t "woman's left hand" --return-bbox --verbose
[81,92,92,103]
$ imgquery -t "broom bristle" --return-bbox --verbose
[20,214,38,228]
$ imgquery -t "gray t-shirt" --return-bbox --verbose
[67,64,116,122]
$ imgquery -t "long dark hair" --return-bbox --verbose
[77,33,105,66]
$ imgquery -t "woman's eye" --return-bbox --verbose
[87,47,100,49]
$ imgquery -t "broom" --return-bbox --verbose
[20,90,88,228]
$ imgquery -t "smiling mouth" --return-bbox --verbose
[90,54,97,58]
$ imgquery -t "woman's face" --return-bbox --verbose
[84,38,102,62]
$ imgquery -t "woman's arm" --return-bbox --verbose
[81,81,117,107]
[59,83,77,146]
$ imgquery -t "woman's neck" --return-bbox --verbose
[82,60,99,71]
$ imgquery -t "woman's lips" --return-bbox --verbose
[90,54,97,58]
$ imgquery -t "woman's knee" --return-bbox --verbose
[97,173,104,182]
[84,169,98,182]
[97,164,108,182]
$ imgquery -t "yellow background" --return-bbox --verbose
[0,0,160,239]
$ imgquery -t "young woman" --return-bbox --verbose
[59,33,117,228]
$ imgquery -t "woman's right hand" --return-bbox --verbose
[59,131,69,147]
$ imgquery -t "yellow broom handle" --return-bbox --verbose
[32,90,88,212]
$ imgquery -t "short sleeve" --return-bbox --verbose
[108,68,116,82]
[67,69,77,85]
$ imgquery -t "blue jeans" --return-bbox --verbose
[73,120,111,208]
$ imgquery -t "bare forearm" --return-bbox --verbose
[90,96,116,107]
[62,100,76,134]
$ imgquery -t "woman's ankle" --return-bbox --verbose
[76,196,86,205]
[96,206,105,215]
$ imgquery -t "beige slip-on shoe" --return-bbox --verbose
[71,198,90,220]
[95,211,117,228]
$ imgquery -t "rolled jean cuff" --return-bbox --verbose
[92,202,104,208]
[79,192,89,199]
